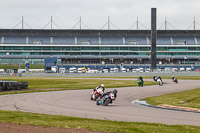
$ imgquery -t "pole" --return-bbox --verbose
[165,17,167,30]
[51,16,53,30]
[80,16,81,30]
[137,17,138,30]
[22,16,24,29]
[108,16,110,30]
[194,17,196,30]
[150,8,157,71]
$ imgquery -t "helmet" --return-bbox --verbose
[100,84,104,88]
[172,76,174,77]
[113,89,118,94]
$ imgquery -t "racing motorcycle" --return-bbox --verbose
[90,88,103,101]
[137,79,143,87]
[96,90,117,106]
[172,77,178,83]
[157,78,163,86]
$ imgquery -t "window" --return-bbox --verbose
[129,47,138,51]
[31,52,41,55]
[120,47,128,51]
[100,47,110,51]
[91,52,99,56]
[101,52,110,55]
[43,47,51,50]
[52,47,61,50]
[33,47,42,50]
[157,47,167,51]
[62,47,70,50]
[72,47,81,51]
[3,46,12,50]
[81,47,91,51]
[110,52,119,55]
[13,47,23,50]
[24,47,32,50]
[91,47,99,51]
[139,47,148,51]
[120,52,129,56]
[110,47,119,50]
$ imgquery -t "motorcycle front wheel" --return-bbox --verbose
[102,98,111,106]
[90,95,94,100]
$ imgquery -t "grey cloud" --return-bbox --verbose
[0,0,200,29]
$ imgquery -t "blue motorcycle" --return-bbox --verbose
[96,90,117,106]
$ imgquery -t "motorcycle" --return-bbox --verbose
[90,88,103,101]
[157,78,163,86]
[172,78,178,83]
[96,91,116,106]
[137,79,143,87]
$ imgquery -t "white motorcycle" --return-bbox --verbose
[90,88,104,101]
[157,78,163,86]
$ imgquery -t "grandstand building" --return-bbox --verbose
[0,29,200,66]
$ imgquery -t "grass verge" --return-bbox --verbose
[0,110,200,133]
[143,88,200,109]
[0,64,44,69]
[0,77,156,95]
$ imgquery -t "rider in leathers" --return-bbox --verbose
[94,84,105,95]
[172,76,178,83]
[101,89,118,104]
[137,76,144,87]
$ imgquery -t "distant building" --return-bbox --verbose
[0,29,200,65]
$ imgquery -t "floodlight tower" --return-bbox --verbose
[150,8,157,71]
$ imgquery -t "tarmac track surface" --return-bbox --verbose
[0,78,200,126]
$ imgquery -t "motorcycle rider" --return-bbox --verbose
[139,76,143,81]
[157,76,163,86]
[153,76,158,82]
[172,76,178,83]
[137,76,144,87]
[101,89,118,104]
[158,76,162,82]
[94,84,105,94]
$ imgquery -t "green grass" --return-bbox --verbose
[0,77,156,95]
[0,110,200,133]
[143,88,200,109]
[0,77,200,132]
[0,64,44,69]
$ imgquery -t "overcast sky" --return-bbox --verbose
[0,0,200,30]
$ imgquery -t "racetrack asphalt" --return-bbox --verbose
[0,78,200,126]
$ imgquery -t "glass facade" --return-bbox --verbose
[0,46,200,56]
[0,29,200,65]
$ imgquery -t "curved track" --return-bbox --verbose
[0,78,200,126]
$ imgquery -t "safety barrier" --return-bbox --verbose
[0,81,28,91]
